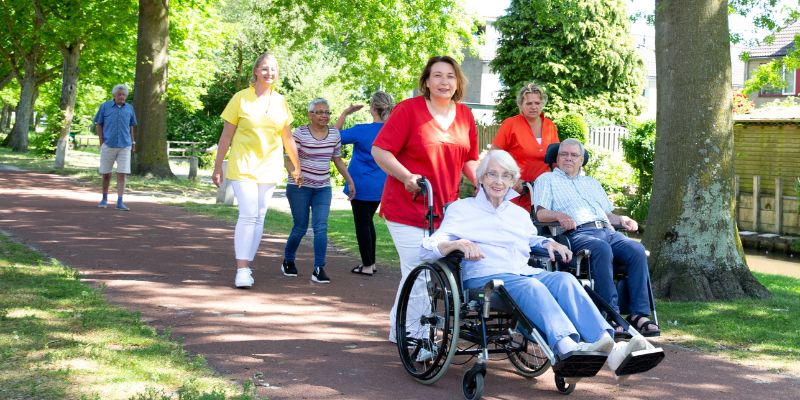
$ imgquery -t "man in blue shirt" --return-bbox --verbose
[94,84,137,211]
[533,139,660,337]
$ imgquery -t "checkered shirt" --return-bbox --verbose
[532,168,613,225]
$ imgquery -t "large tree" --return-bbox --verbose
[491,0,645,124]
[644,0,769,301]
[133,0,172,177]
[0,0,61,152]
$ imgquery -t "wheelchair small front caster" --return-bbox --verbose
[555,374,576,395]
[462,363,486,400]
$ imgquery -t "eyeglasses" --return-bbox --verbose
[558,151,583,159]
[484,171,515,183]
[312,110,332,115]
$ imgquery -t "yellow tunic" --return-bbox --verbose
[221,86,293,183]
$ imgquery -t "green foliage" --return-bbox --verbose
[582,145,635,205]
[620,119,656,221]
[30,103,63,158]
[554,113,588,142]
[491,0,645,125]
[254,0,478,98]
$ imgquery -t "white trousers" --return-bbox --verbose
[230,180,276,262]
[387,221,429,342]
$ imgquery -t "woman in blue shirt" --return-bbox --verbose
[335,91,394,276]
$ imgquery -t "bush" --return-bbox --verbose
[555,113,588,143]
[620,120,656,221]
[583,145,635,206]
[732,90,754,114]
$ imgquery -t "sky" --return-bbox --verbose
[463,0,798,44]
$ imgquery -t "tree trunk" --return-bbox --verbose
[0,104,9,132]
[132,0,173,177]
[8,63,37,152]
[645,0,769,301]
[54,41,82,169]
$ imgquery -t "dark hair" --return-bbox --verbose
[370,91,395,121]
[418,55,468,102]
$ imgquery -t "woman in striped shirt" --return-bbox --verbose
[282,98,355,284]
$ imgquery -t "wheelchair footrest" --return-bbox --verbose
[552,351,608,378]
[614,347,665,376]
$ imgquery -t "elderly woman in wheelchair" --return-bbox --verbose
[398,150,662,398]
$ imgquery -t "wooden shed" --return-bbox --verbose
[734,106,800,234]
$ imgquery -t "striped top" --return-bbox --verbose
[287,125,342,188]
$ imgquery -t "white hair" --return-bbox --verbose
[476,149,521,182]
[307,97,329,112]
[112,84,129,96]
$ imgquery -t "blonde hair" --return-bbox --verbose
[249,52,278,85]
[370,91,394,121]
[516,82,548,112]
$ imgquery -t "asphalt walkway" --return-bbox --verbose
[1,168,798,400]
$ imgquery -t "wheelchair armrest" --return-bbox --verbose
[443,250,465,264]
[482,279,505,318]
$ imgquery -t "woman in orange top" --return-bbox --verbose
[492,82,559,211]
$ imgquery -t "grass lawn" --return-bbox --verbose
[0,232,261,400]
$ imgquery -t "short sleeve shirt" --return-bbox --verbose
[372,96,479,229]
[340,122,387,201]
[221,86,293,183]
[94,101,137,148]
[533,168,614,225]
[287,125,341,188]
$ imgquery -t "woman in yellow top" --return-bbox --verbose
[212,52,302,289]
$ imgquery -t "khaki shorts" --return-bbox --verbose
[99,143,132,174]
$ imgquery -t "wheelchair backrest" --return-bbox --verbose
[543,142,590,169]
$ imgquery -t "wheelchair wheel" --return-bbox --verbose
[462,371,484,400]
[555,374,576,395]
[507,331,550,378]
[396,261,460,384]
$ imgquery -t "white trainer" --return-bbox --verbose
[235,268,254,288]
[607,335,648,371]
[579,333,615,353]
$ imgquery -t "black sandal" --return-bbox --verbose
[627,314,660,337]
[351,265,374,276]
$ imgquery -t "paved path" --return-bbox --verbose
[1,169,799,400]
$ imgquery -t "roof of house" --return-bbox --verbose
[748,22,800,58]
[734,104,800,123]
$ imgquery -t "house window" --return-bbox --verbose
[760,64,797,96]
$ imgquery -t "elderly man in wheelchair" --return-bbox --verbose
[533,138,660,337]
[402,150,662,398]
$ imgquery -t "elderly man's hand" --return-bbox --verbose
[619,216,638,232]
[557,215,577,231]
[545,240,572,263]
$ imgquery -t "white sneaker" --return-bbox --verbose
[607,335,648,371]
[235,268,254,288]
[579,334,615,353]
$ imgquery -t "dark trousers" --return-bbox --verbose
[567,227,651,316]
[351,199,381,266]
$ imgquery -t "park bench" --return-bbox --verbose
[166,140,205,181]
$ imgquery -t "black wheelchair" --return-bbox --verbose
[395,178,664,400]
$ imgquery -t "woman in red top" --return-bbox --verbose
[492,83,559,211]
[372,56,479,343]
